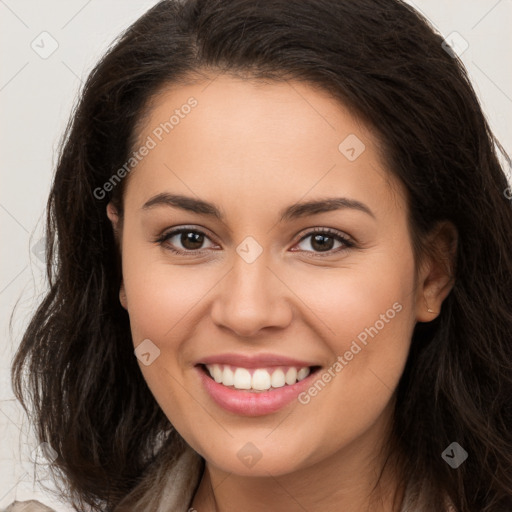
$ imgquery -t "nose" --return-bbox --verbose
[210,250,293,338]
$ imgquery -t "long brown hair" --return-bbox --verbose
[11,0,512,510]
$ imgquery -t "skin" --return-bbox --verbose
[107,75,456,512]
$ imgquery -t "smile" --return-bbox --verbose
[196,363,322,416]
[204,364,313,391]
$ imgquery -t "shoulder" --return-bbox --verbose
[3,501,56,512]
[114,443,204,512]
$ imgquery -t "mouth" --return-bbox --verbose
[196,362,322,416]
[198,363,322,393]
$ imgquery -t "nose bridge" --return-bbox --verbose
[210,241,292,336]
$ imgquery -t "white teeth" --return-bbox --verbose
[212,364,223,383]
[252,369,271,390]
[271,369,286,388]
[297,367,311,381]
[205,364,312,391]
[233,368,252,389]
[223,366,234,386]
[285,367,297,385]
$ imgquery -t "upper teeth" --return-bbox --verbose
[205,364,311,391]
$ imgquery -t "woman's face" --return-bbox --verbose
[109,75,429,477]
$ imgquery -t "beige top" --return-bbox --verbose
[2,445,454,512]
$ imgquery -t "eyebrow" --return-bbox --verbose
[141,193,376,222]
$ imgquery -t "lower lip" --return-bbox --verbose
[196,365,319,416]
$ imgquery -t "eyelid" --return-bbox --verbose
[154,225,218,252]
[154,225,355,256]
[294,226,354,244]
[291,227,355,256]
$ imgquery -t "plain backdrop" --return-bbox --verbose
[1,0,511,509]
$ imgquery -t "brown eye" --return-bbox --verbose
[292,228,354,255]
[156,228,216,255]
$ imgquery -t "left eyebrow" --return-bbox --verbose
[141,193,376,221]
[279,196,375,221]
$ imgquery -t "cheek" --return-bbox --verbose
[121,241,210,343]
[286,270,415,466]
[122,227,417,367]
[119,243,207,421]
[289,246,416,412]
[288,251,416,353]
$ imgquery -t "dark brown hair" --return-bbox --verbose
[11,0,512,510]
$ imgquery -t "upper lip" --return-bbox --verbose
[196,353,319,368]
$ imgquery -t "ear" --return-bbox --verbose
[106,202,120,239]
[119,281,128,310]
[415,221,458,322]
[106,202,128,310]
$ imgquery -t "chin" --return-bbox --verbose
[197,440,316,478]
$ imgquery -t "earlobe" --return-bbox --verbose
[107,202,127,309]
[119,280,128,310]
[415,221,458,323]
[106,202,119,231]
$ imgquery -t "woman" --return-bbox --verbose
[9,0,512,510]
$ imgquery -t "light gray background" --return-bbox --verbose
[1,0,511,509]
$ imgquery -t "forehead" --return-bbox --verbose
[124,75,405,222]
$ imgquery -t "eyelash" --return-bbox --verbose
[154,226,355,257]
